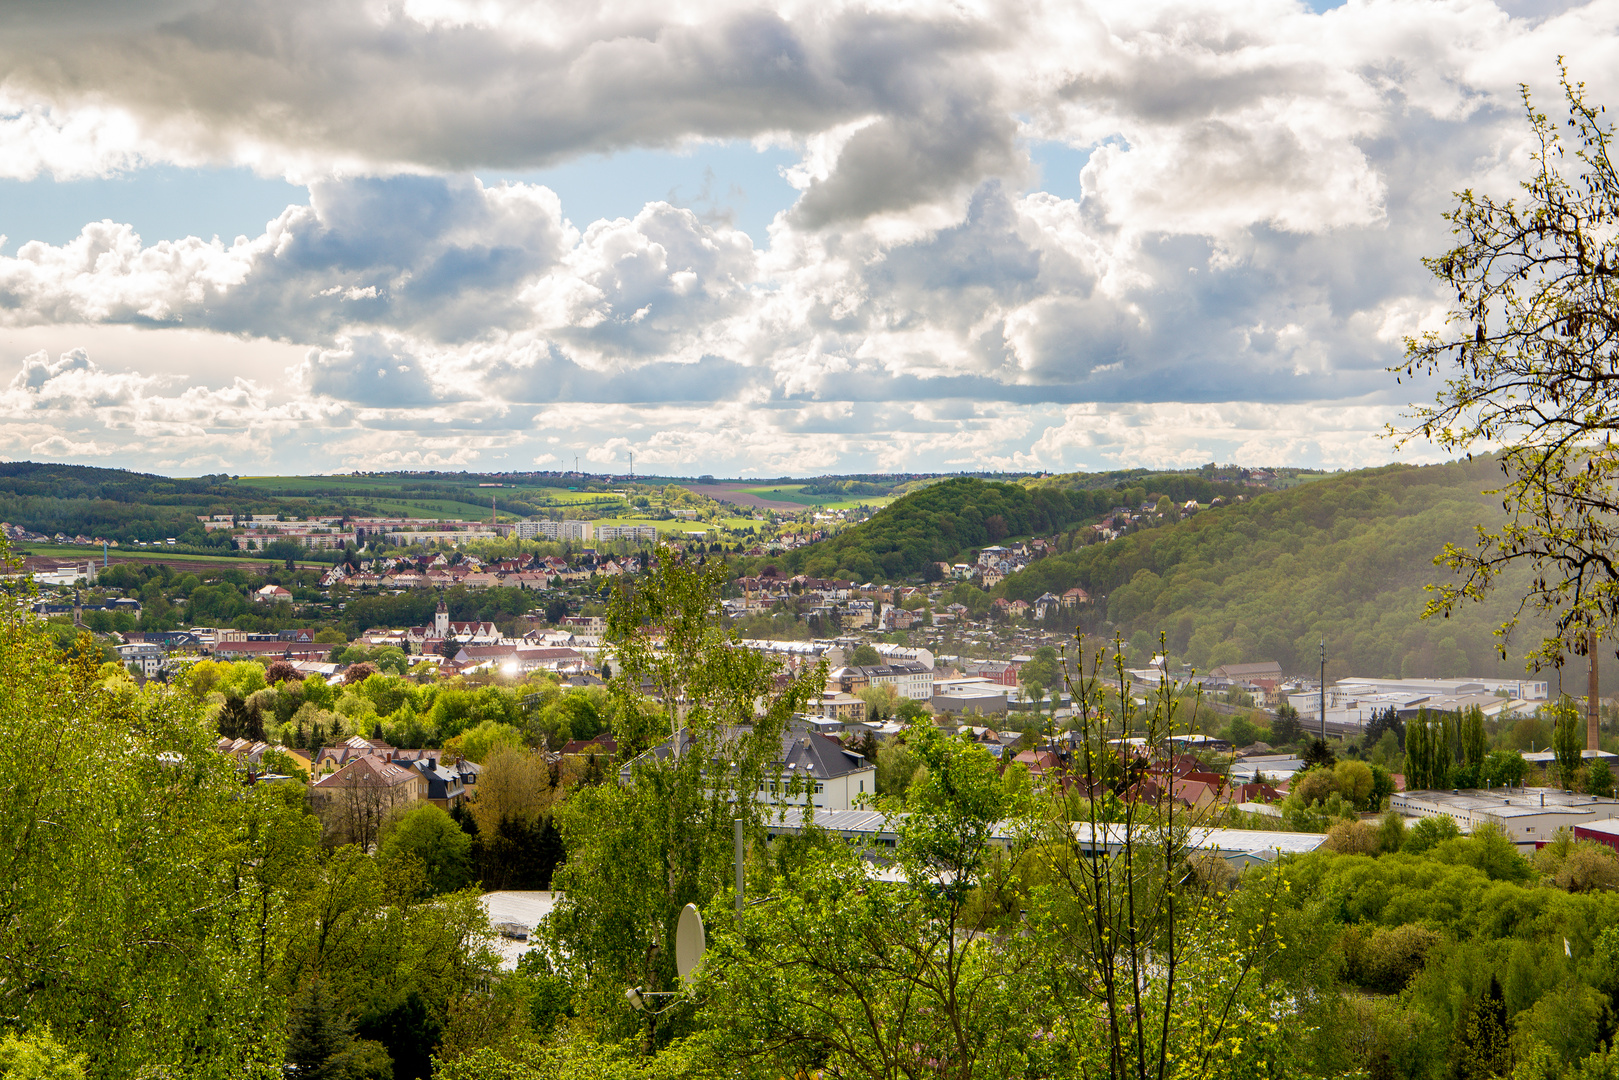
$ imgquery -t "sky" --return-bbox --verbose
[0,0,1615,479]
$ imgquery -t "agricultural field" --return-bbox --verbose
[589,515,763,536]
[228,476,626,519]
[13,543,326,571]
[694,482,900,512]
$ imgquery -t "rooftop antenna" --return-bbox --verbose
[624,903,705,1014]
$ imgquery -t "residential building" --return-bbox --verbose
[620,726,877,811]
[596,524,659,542]
[836,661,933,701]
[117,642,163,677]
[310,756,430,845]
[810,691,868,722]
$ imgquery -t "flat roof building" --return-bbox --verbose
[1391,787,1619,848]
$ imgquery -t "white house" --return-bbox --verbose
[620,726,877,811]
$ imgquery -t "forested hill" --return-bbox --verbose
[1000,457,1557,682]
[778,472,1252,582]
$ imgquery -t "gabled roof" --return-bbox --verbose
[628,726,873,781]
[312,755,418,789]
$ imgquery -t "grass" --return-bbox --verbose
[227,477,625,519]
[737,484,898,511]
[14,543,327,568]
[588,516,763,535]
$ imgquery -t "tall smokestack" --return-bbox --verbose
[1591,629,1602,753]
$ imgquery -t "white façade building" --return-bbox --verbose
[619,725,876,811]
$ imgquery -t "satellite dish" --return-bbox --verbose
[675,903,706,981]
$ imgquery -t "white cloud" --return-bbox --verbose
[1,0,1615,473]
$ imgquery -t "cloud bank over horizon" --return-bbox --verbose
[1,0,1615,477]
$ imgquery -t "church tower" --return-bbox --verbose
[435,599,450,637]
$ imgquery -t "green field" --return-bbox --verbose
[228,477,625,520]
[589,516,761,535]
[13,543,327,569]
[738,484,899,510]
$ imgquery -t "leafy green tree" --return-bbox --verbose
[0,578,298,1076]
[1589,758,1616,798]
[1555,696,1586,790]
[378,804,473,896]
[846,642,881,666]
[537,549,821,1033]
[451,719,523,763]
[0,1028,85,1080]
[1398,71,1619,670]
[875,737,921,798]
[1404,814,1462,855]
[1376,811,1406,853]
[701,719,1054,1077]
[1225,713,1261,748]
[1482,748,1530,787]
[1019,645,1060,718]
[1460,705,1487,768]
[1334,760,1375,809]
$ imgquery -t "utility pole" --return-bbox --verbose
[1319,637,1327,743]
[734,818,745,925]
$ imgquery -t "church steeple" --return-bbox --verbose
[435,600,449,637]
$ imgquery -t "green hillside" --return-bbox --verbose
[0,462,632,545]
[777,472,1250,581]
[1001,457,1562,681]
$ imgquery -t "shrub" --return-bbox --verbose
[1324,820,1379,857]
[1186,853,1239,894]
[1376,811,1406,853]
[1359,924,1441,993]
[1334,760,1374,809]
[1556,845,1619,893]
[1292,768,1339,807]
[1404,814,1461,855]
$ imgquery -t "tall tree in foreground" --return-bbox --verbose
[0,539,287,1077]
[1400,66,1619,671]
[697,638,1296,1080]
[535,550,822,1036]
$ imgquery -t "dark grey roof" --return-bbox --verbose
[629,725,871,781]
